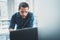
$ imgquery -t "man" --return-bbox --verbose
[9,2,34,31]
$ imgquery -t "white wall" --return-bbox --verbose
[38,0,60,39]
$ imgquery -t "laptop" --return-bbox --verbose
[10,27,38,40]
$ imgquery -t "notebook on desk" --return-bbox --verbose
[10,27,38,40]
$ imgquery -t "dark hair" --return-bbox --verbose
[18,2,29,10]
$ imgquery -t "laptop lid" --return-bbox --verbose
[10,27,38,40]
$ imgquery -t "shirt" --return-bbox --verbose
[9,12,34,29]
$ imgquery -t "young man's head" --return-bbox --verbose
[18,2,29,18]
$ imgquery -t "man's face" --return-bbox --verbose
[19,7,29,18]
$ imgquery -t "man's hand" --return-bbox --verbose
[9,29,14,32]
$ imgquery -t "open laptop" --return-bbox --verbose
[10,27,38,40]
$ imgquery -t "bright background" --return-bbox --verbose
[0,0,60,40]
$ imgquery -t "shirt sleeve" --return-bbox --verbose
[9,15,16,29]
[26,13,34,27]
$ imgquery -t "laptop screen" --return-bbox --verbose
[10,27,38,40]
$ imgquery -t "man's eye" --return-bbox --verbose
[21,11,24,13]
[25,11,28,13]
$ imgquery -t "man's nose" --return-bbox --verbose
[23,13,26,15]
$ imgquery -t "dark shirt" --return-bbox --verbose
[9,12,34,29]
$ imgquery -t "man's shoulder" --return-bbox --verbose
[27,12,34,19]
[28,12,34,16]
[12,12,19,17]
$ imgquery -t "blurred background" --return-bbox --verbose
[0,0,60,40]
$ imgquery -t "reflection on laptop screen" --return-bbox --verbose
[10,27,38,40]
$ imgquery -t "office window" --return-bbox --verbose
[0,0,9,40]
